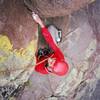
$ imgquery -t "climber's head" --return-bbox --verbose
[47,58,69,76]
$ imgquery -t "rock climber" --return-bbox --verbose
[32,12,69,76]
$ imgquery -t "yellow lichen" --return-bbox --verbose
[0,56,7,63]
[14,40,37,61]
[0,34,37,63]
[0,35,13,52]
[26,40,37,53]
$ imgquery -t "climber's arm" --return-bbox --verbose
[41,27,64,60]
[32,12,45,28]
[32,12,64,60]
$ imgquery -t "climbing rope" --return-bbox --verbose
[0,54,54,75]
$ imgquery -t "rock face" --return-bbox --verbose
[24,0,94,17]
[0,0,100,100]
[20,1,100,100]
[0,0,38,97]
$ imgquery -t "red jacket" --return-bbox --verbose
[35,27,68,75]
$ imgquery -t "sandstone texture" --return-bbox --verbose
[0,0,100,100]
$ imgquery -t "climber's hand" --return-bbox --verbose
[32,12,40,23]
[32,12,45,28]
